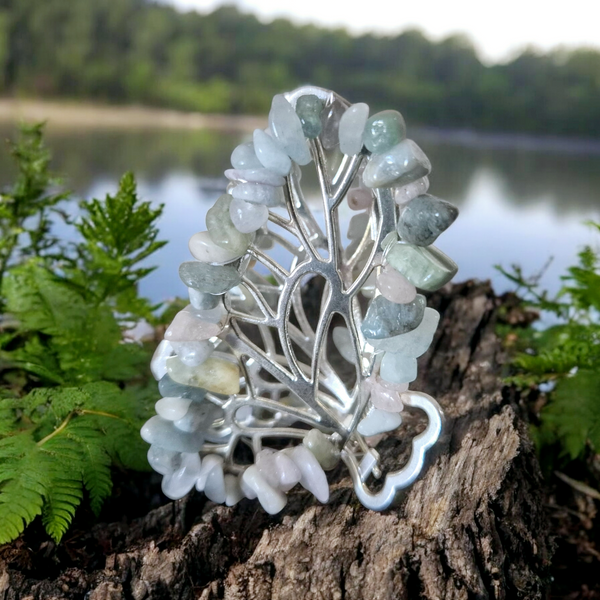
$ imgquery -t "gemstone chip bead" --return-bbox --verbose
[386,243,458,291]
[397,194,459,246]
[363,110,407,154]
[363,139,431,189]
[339,103,369,156]
[296,94,324,139]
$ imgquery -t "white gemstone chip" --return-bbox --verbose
[196,454,226,503]
[224,474,244,507]
[357,407,402,437]
[204,463,226,503]
[140,416,205,453]
[242,465,288,514]
[189,231,243,264]
[339,103,369,156]
[155,397,192,421]
[151,340,173,381]
[229,196,269,233]
[231,142,263,170]
[171,340,214,367]
[284,445,329,503]
[253,129,292,176]
[240,472,257,500]
[230,182,284,207]
[379,354,418,384]
[225,168,285,187]
[269,94,312,165]
[147,445,179,476]
[256,448,301,492]
[161,452,202,500]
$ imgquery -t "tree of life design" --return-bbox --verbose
[144,85,458,513]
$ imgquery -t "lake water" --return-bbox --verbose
[1,125,599,306]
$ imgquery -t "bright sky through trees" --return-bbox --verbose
[164,0,599,63]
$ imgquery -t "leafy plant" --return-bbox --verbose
[63,172,166,321]
[0,382,150,543]
[0,125,163,544]
[497,221,600,461]
[0,123,68,312]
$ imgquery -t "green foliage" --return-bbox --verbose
[1,0,600,136]
[65,171,166,320]
[0,123,68,311]
[0,382,151,543]
[498,222,600,461]
[0,125,162,545]
[542,371,600,460]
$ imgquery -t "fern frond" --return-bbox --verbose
[23,386,89,423]
[81,381,136,419]
[38,434,86,541]
[509,322,600,386]
[540,369,600,459]
[0,435,49,544]
[0,408,16,436]
[41,475,84,543]
[99,418,150,472]
[67,420,112,515]
[1,127,162,545]
[0,395,146,544]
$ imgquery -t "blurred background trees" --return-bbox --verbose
[0,0,598,136]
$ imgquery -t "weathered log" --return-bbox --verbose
[0,280,553,599]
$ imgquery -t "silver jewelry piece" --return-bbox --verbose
[144,86,457,512]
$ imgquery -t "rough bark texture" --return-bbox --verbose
[0,280,553,599]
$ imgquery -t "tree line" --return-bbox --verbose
[0,0,599,137]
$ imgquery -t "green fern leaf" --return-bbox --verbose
[540,369,600,459]
[38,434,86,542]
[102,419,150,472]
[25,386,89,422]
[1,129,163,545]
[67,420,112,515]
[41,475,84,543]
[82,381,138,419]
[0,408,16,436]
[0,435,49,545]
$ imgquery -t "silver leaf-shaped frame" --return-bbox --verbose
[146,85,451,512]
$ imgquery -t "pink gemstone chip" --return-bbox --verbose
[365,375,406,412]
[164,308,223,342]
[347,187,373,210]
[376,265,417,304]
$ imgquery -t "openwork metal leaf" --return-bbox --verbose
[144,86,457,512]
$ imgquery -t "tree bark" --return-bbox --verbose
[0,280,553,600]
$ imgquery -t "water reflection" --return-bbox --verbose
[0,125,598,303]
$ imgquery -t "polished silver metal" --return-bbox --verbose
[199,86,444,510]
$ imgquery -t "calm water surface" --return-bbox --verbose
[1,126,598,305]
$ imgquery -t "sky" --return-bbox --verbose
[164,0,599,64]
